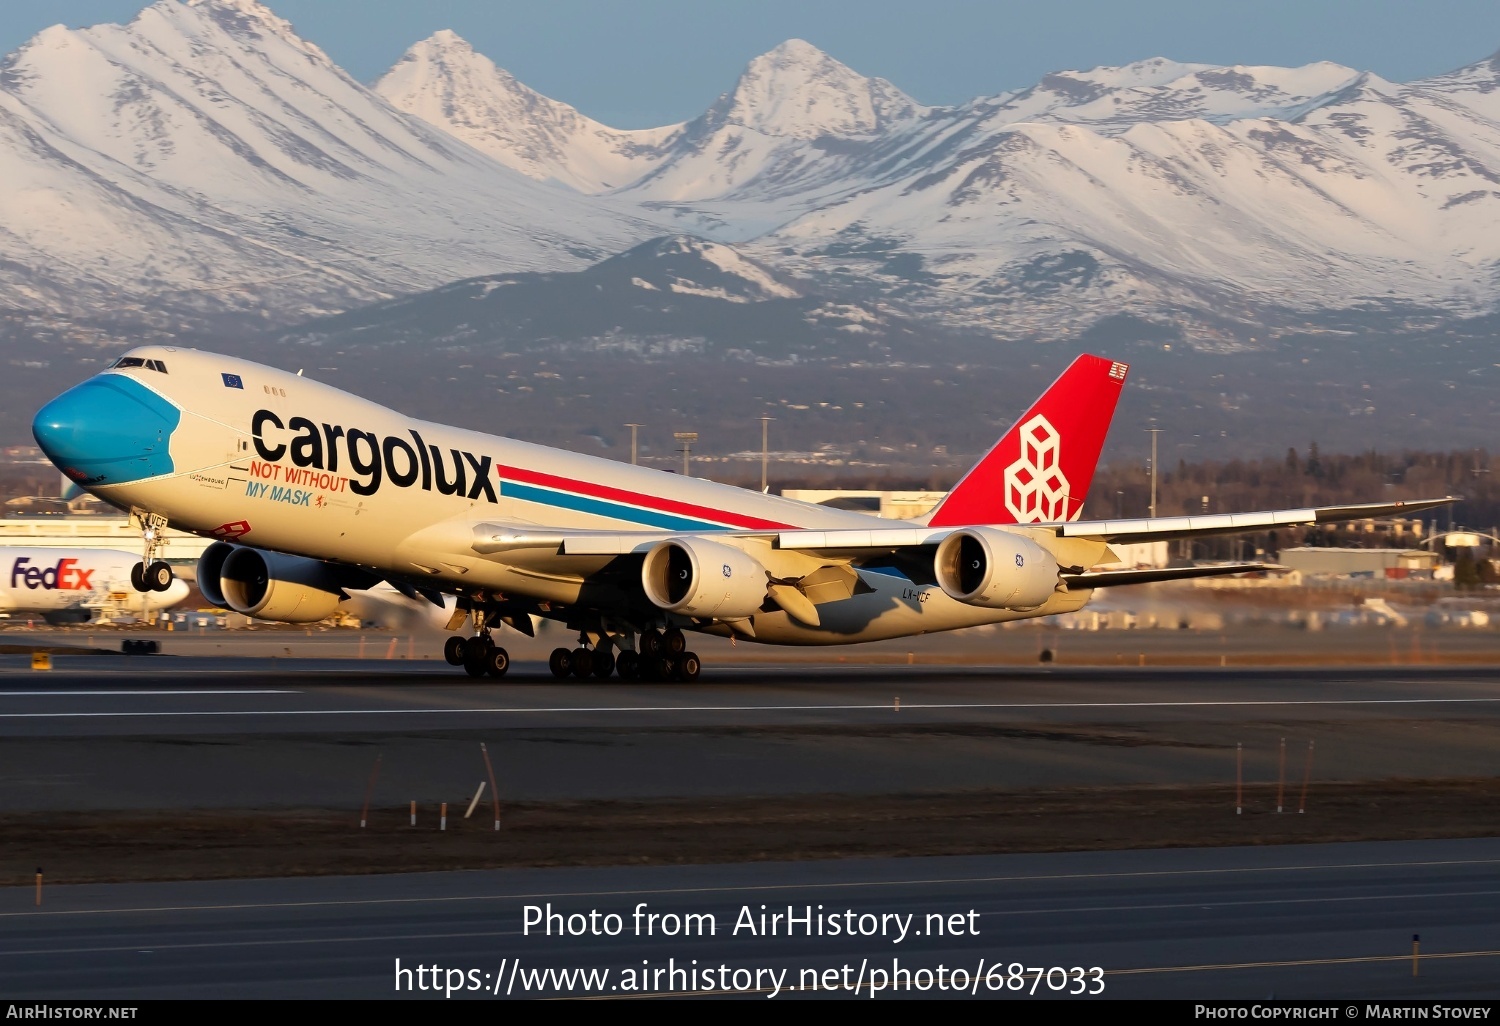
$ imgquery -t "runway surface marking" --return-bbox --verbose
[0,690,295,697]
[7,856,1498,919]
[5,697,1500,719]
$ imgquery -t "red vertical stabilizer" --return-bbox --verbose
[924,354,1128,527]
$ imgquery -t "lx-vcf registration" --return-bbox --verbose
[31,349,1453,680]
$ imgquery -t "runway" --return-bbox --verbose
[4,838,1498,998]
[2,660,1500,807]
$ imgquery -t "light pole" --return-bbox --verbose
[625,423,642,466]
[674,432,697,477]
[759,415,774,492]
[1147,427,1163,518]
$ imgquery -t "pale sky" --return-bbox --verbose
[4,1,1500,127]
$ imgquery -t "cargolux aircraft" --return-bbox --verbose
[0,547,189,624]
[30,348,1452,679]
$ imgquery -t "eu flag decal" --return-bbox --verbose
[222,373,243,389]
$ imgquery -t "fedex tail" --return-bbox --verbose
[922,354,1128,527]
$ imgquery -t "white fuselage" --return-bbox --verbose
[51,348,1090,644]
[0,547,189,619]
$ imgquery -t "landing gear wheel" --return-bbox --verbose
[130,562,148,593]
[640,628,663,657]
[485,647,510,678]
[663,627,686,655]
[677,651,701,682]
[548,647,572,679]
[615,651,639,680]
[592,650,615,679]
[146,561,174,592]
[464,636,493,661]
[652,656,677,681]
[463,651,488,677]
[443,636,467,665]
[570,648,594,678]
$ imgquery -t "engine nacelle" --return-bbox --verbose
[934,528,1060,610]
[195,541,238,609]
[641,538,769,619]
[217,547,345,624]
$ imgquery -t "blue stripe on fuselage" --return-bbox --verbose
[502,481,728,532]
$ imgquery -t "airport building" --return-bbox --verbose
[1276,546,1440,578]
[0,514,214,562]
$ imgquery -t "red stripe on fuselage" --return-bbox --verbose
[495,464,796,531]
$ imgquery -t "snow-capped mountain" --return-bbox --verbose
[6,0,1500,343]
[0,0,661,323]
[380,30,1500,336]
[372,31,680,192]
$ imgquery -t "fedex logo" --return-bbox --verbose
[10,557,95,591]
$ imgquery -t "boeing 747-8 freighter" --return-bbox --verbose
[31,349,1453,679]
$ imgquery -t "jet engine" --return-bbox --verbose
[641,538,769,619]
[210,546,346,624]
[195,541,237,609]
[934,527,1060,610]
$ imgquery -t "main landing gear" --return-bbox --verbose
[444,632,510,678]
[442,608,509,678]
[130,512,175,593]
[549,626,700,682]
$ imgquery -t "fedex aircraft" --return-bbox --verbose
[31,348,1451,679]
[0,547,189,624]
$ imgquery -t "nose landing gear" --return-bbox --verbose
[130,512,175,593]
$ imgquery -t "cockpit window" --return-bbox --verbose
[110,357,167,373]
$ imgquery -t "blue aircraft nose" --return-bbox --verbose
[32,376,180,486]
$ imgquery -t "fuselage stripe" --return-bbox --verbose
[501,481,727,532]
[496,465,794,531]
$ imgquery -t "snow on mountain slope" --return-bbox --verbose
[609,40,929,208]
[8,1,1500,340]
[0,0,662,321]
[373,31,680,192]
[731,54,1500,332]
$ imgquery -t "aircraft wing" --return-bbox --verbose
[1047,497,1461,545]
[465,496,1456,564]
[772,496,1458,555]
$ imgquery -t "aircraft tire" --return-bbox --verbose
[592,650,615,679]
[678,652,701,682]
[615,651,638,679]
[485,647,510,677]
[548,647,572,679]
[663,627,686,655]
[147,561,174,592]
[653,656,677,681]
[462,653,487,677]
[464,636,491,662]
[640,628,662,657]
[443,636,466,665]
[570,648,594,678]
[129,562,148,593]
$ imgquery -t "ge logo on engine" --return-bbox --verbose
[1016,554,1025,567]
[722,564,732,577]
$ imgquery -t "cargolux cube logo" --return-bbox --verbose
[10,557,94,591]
[1003,415,1072,522]
[212,520,252,540]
